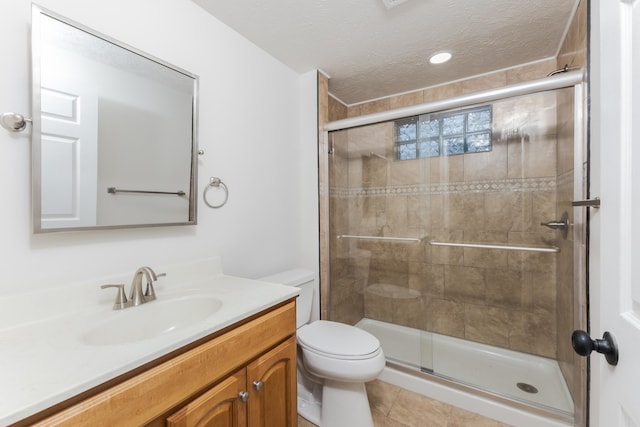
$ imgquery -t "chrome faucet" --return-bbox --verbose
[129,266,164,306]
[102,266,165,310]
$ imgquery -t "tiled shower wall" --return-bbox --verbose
[329,89,562,359]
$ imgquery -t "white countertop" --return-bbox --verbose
[0,257,299,425]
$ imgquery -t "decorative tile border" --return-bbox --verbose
[330,176,557,198]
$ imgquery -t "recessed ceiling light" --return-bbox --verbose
[429,52,452,64]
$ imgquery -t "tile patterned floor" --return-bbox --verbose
[297,380,512,427]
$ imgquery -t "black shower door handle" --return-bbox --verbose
[571,330,619,366]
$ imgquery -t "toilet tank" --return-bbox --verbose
[259,269,315,329]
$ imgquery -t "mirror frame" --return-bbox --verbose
[31,5,199,233]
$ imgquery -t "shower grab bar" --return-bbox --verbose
[337,235,422,242]
[429,240,559,253]
[108,187,186,196]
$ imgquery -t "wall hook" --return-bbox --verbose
[1,112,32,132]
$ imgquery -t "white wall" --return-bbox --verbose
[0,0,319,295]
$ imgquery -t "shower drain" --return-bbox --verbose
[516,382,539,394]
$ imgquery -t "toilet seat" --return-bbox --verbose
[297,320,381,360]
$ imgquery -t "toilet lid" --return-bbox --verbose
[297,320,380,358]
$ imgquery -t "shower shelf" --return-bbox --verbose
[337,235,422,242]
[429,241,559,253]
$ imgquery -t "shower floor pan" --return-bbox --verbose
[356,318,574,415]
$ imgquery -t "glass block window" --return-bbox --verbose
[395,105,492,160]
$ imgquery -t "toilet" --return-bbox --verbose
[259,269,385,427]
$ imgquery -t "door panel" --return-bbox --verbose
[166,370,247,427]
[246,337,297,427]
[40,86,97,228]
[590,1,640,425]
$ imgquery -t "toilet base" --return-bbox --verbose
[298,376,322,425]
[321,379,374,427]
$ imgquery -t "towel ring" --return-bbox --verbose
[203,177,228,208]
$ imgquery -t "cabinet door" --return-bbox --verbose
[246,336,297,427]
[167,370,248,427]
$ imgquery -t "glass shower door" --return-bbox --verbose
[327,121,431,370]
[326,84,586,418]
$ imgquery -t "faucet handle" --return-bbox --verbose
[101,284,132,310]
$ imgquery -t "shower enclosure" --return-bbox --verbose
[322,72,586,422]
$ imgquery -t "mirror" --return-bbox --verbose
[31,5,199,233]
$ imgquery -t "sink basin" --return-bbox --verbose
[80,295,223,346]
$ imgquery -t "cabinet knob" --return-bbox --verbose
[252,380,264,391]
[238,391,249,402]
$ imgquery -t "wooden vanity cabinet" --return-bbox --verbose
[23,300,297,427]
[166,336,296,427]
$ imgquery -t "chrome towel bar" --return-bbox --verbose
[429,240,559,253]
[107,187,186,196]
[337,235,422,242]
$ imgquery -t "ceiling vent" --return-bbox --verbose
[382,0,409,9]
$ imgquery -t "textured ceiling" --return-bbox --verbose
[192,0,579,105]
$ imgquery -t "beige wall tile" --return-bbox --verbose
[429,154,464,183]
[462,231,509,267]
[506,59,557,85]
[391,158,423,185]
[426,298,465,338]
[348,123,394,160]
[485,269,524,309]
[349,98,391,117]
[530,269,557,315]
[428,194,446,233]
[362,156,389,187]
[556,88,575,176]
[532,191,557,231]
[390,91,424,109]
[508,311,556,358]
[348,157,364,188]
[423,82,463,102]
[445,193,485,230]
[484,192,533,232]
[430,229,464,266]
[444,265,486,304]
[463,142,508,182]
[507,249,557,274]
[406,195,429,235]
[394,297,426,329]
[465,304,509,347]
[364,290,396,323]
[328,95,347,122]
[386,196,409,231]
[461,72,507,94]
[507,134,557,179]
[409,263,445,297]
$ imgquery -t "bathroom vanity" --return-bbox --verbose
[0,258,298,426]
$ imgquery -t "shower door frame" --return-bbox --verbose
[318,69,588,423]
